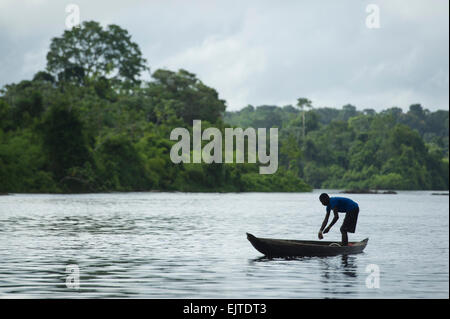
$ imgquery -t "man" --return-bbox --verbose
[318,193,359,246]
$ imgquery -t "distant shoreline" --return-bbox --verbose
[1,189,449,196]
[341,189,398,194]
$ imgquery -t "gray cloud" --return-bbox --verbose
[0,0,448,111]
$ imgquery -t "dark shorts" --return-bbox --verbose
[341,207,359,233]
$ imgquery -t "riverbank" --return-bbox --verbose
[341,189,398,194]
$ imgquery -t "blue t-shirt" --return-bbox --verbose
[326,197,359,213]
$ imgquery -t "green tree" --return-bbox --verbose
[95,134,150,191]
[0,99,12,131]
[148,69,226,124]
[46,21,148,85]
[41,104,92,184]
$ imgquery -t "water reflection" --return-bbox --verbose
[319,255,359,296]
[340,255,358,278]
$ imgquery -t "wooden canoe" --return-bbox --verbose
[247,233,368,258]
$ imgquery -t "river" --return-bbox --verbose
[0,191,448,298]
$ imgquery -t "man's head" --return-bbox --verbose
[319,193,330,206]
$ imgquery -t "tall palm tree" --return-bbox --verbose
[296,98,312,139]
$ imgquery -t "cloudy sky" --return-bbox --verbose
[0,0,448,111]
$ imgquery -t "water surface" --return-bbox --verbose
[0,191,448,298]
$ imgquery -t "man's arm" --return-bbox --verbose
[320,211,330,232]
[323,210,339,233]
[318,211,330,239]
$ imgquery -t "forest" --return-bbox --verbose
[226,103,448,190]
[0,21,448,193]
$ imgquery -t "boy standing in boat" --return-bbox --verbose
[318,193,359,246]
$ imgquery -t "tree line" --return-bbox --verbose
[0,21,448,193]
[0,21,310,193]
[225,102,448,190]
